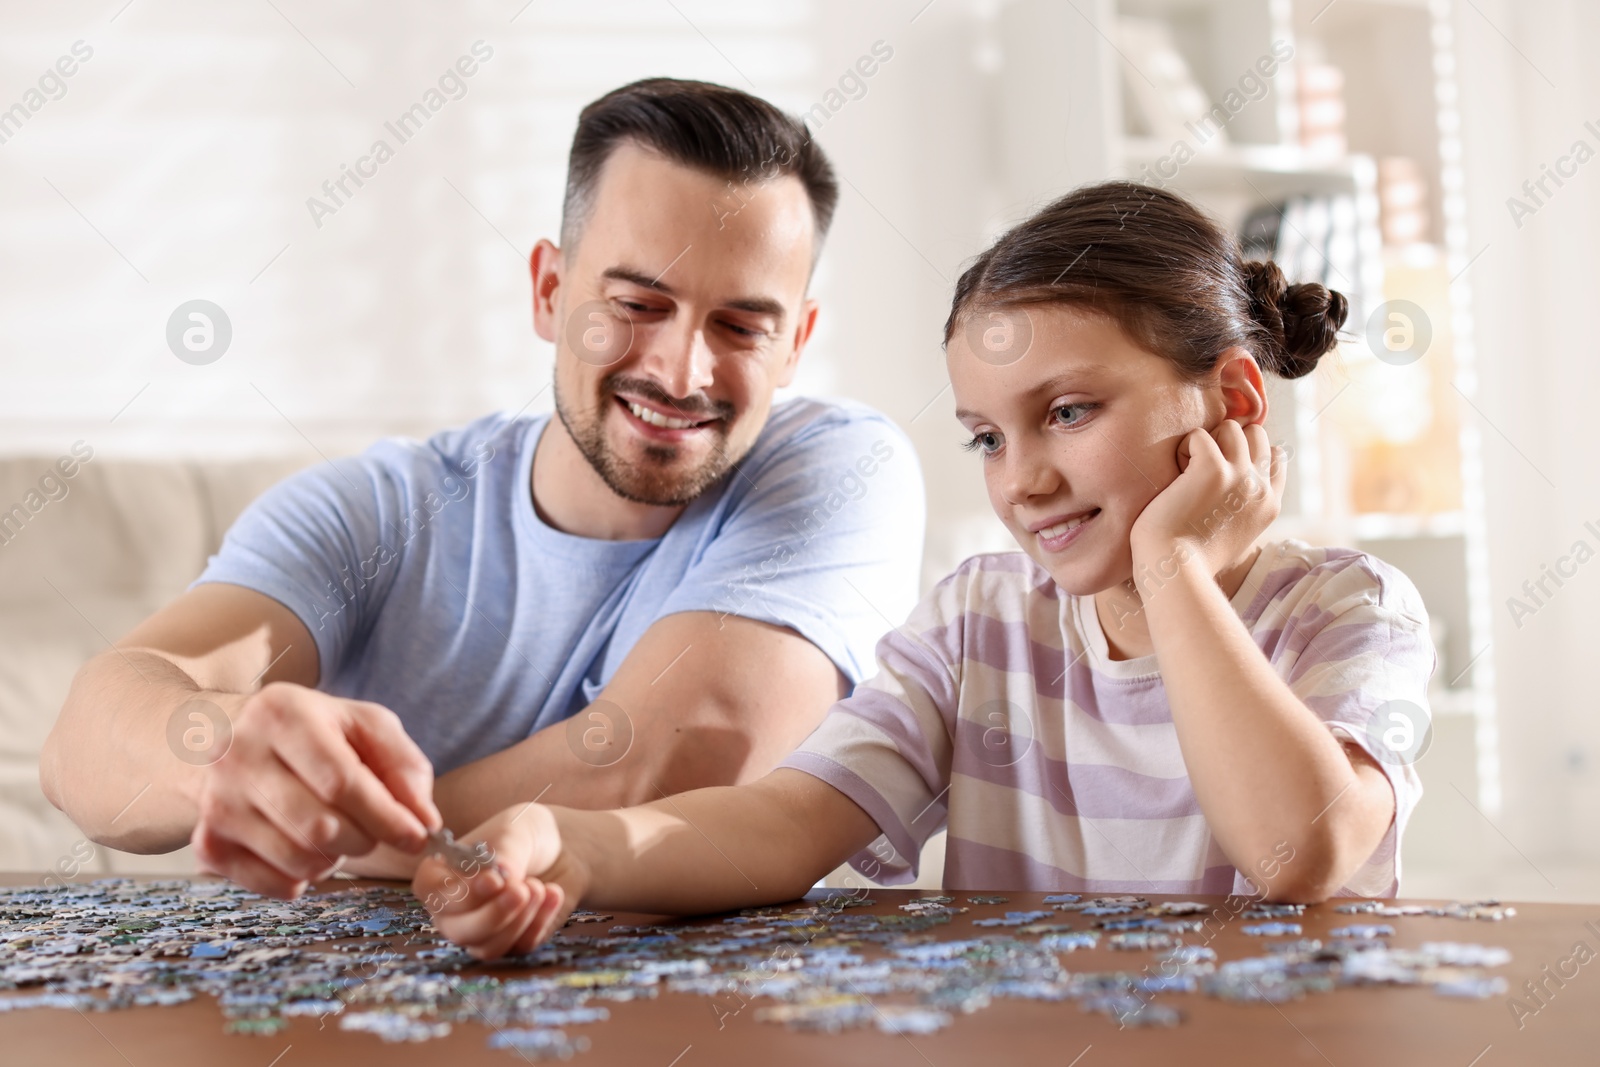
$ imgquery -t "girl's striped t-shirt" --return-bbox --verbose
[780,539,1436,897]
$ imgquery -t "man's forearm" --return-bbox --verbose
[42,649,238,853]
[433,713,763,831]
[433,613,848,832]
[434,727,614,831]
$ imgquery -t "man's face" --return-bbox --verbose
[534,142,819,506]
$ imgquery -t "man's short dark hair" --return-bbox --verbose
[561,77,839,257]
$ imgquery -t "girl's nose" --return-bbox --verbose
[1000,443,1060,505]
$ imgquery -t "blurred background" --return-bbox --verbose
[0,0,1594,902]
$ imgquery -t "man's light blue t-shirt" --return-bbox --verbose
[194,397,926,775]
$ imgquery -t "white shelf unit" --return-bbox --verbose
[997,0,1497,810]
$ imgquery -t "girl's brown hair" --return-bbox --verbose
[944,180,1347,379]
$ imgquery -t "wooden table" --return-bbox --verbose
[2,875,1596,1066]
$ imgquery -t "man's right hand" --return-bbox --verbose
[191,681,442,898]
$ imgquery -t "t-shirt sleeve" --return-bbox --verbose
[657,407,926,686]
[1270,556,1438,897]
[189,448,432,680]
[778,570,967,886]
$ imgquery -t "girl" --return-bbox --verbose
[416,181,1435,959]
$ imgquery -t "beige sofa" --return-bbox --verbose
[0,451,313,876]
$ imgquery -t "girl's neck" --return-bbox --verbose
[1091,543,1265,661]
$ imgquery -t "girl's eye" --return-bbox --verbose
[962,431,1003,455]
[1051,403,1096,427]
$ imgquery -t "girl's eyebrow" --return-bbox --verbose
[954,368,1107,421]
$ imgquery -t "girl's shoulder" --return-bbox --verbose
[904,551,1058,631]
[1237,539,1430,630]
[929,550,1056,601]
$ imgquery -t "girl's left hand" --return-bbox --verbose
[413,804,585,960]
[1128,419,1285,581]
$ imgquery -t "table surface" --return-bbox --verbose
[1,874,1596,1067]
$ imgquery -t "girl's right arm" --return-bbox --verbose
[413,768,882,959]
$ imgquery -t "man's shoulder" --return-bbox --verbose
[746,396,916,473]
[358,411,540,486]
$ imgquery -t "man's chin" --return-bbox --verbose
[597,432,733,507]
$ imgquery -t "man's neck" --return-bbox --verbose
[530,415,686,541]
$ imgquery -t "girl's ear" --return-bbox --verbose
[1216,347,1268,426]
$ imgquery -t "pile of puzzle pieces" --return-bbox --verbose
[0,879,1518,1057]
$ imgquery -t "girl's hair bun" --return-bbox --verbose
[1241,258,1348,379]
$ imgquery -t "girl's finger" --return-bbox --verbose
[522,881,568,950]
[1269,444,1288,497]
[1211,418,1249,466]
[1237,423,1273,495]
[468,884,546,961]
[1183,426,1223,471]
[435,879,532,948]
[416,855,506,916]
[1240,422,1272,469]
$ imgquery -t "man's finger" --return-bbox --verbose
[272,715,430,852]
[246,684,431,850]
[193,826,309,900]
[214,800,340,883]
[249,756,377,859]
[345,702,443,832]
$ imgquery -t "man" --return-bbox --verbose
[40,78,925,898]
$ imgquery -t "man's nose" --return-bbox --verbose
[641,318,716,399]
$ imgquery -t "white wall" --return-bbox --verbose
[1451,0,1600,894]
[0,0,1016,580]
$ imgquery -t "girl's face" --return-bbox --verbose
[948,304,1221,597]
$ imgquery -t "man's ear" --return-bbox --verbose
[1216,347,1268,426]
[530,238,562,344]
[774,298,820,389]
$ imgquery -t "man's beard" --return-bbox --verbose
[554,373,742,507]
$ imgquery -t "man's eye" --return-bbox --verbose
[722,320,765,339]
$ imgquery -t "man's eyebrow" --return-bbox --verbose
[723,296,786,319]
[600,266,787,322]
[601,266,675,293]
[953,371,1106,421]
